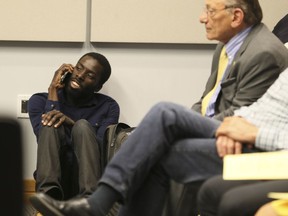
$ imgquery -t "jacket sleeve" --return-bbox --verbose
[256,127,288,151]
[28,93,60,140]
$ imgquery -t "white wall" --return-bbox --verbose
[1,0,286,181]
[0,42,214,179]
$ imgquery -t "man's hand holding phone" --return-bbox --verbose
[48,64,74,101]
[50,64,74,88]
[58,64,74,86]
[60,71,72,84]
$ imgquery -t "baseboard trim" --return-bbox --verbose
[24,179,35,192]
[24,179,35,203]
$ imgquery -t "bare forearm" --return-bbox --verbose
[48,86,58,101]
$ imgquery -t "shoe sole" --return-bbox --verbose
[30,194,65,216]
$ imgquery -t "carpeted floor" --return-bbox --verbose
[24,202,38,216]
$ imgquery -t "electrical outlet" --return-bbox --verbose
[17,95,31,118]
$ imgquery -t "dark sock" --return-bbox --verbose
[87,184,122,216]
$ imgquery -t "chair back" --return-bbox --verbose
[0,117,23,216]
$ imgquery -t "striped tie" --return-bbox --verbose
[201,47,228,116]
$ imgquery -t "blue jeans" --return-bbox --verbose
[99,102,222,215]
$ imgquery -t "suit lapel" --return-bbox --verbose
[222,24,264,80]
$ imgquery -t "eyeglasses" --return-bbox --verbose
[203,5,236,17]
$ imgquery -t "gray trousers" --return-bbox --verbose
[36,119,101,200]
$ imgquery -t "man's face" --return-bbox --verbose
[66,55,103,97]
[200,0,235,43]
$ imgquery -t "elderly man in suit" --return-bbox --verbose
[193,13,288,216]
[167,1,288,215]
[191,2,286,120]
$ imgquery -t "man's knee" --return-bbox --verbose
[149,102,187,124]
[197,178,219,213]
[40,125,56,133]
[39,125,64,137]
[150,102,175,114]
[218,190,245,216]
[72,119,92,135]
[71,120,98,148]
[73,119,90,130]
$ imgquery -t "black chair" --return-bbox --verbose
[0,117,23,216]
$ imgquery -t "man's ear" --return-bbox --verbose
[231,8,244,28]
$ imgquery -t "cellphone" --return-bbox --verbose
[60,71,71,84]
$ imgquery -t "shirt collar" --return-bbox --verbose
[225,26,252,61]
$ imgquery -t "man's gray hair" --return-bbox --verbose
[225,0,263,25]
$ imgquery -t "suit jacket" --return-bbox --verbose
[192,23,288,120]
[272,14,288,44]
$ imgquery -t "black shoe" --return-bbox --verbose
[30,192,93,216]
[45,187,63,200]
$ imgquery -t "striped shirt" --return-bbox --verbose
[235,67,288,151]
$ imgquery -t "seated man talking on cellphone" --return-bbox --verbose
[28,52,120,200]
